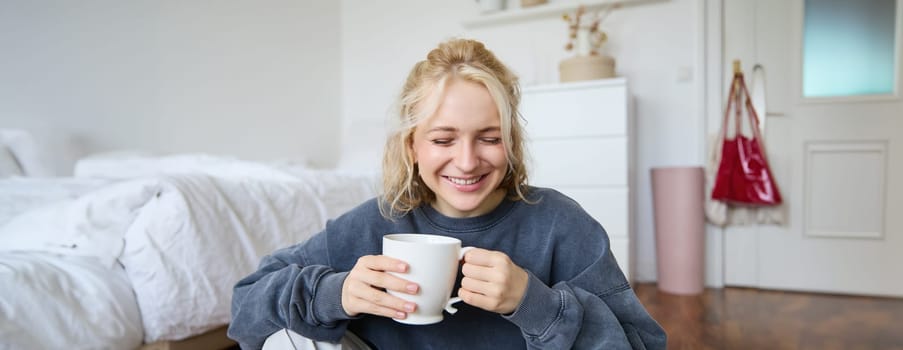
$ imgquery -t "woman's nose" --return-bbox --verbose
[454,143,479,172]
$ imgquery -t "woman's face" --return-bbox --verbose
[411,79,508,218]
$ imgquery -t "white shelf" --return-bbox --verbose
[523,76,627,92]
[462,0,660,28]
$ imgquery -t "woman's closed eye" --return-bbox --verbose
[431,138,500,145]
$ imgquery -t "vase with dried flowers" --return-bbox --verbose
[559,4,619,82]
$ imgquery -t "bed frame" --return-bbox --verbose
[139,325,236,350]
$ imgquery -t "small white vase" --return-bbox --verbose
[477,0,505,13]
[575,27,593,57]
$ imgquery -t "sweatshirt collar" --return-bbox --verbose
[417,196,518,233]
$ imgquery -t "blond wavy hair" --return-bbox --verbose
[379,38,530,219]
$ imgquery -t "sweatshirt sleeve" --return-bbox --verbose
[227,230,354,349]
[503,247,667,349]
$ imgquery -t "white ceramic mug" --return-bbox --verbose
[382,233,473,325]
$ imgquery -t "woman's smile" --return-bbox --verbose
[444,174,487,191]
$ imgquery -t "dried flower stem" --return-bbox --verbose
[563,4,620,55]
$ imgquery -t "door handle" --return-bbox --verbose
[750,64,768,134]
[751,65,786,118]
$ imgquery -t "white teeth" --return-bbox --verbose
[448,176,480,185]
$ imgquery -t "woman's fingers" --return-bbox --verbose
[457,287,504,312]
[461,248,508,267]
[345,279,417,318]
[461,276,503,298]
[341,255,419,319]
[359,254,409,274]
[461,259,504,282]
[459,249,529,314]
[356,256,419,294]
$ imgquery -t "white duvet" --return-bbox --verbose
[0,177,110,225]
[0,163,377,346]
[0,252,143,350]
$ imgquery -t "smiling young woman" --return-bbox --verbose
[228,38,666,350]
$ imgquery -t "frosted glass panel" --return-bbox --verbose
[803,0,897,97]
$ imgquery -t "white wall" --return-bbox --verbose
[340,0,707,282]
[0,0,711,283]
[0,0,342,171]
[337,0,477,171]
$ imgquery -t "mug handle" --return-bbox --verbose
[444,246,474,315]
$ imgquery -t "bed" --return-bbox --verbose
[0,152,378,349]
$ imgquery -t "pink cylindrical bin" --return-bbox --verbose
[651,166,705,295]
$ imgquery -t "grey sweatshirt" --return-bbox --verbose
[228,187,666,349]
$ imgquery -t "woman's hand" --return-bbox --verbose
[458,248,529,315]
[341,255,420,320]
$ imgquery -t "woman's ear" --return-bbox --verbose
[406,132,418,164]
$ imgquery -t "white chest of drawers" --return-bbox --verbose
[520,78,634,281]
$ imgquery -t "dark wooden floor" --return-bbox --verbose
[634,283,903,350]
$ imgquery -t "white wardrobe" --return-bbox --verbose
[520,78,635,281]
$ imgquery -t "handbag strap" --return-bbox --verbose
[737,75,773,161]
[734,74,743,138]
[719,68,772,160]
[718,71,740,143]
[719,71,749,141]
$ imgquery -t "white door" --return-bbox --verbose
[722,0,903,297]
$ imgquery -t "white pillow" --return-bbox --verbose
[0,129,54,177]
[0,146,23,178]
[74,153,299,181]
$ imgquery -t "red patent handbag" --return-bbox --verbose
[711,71,783,206]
